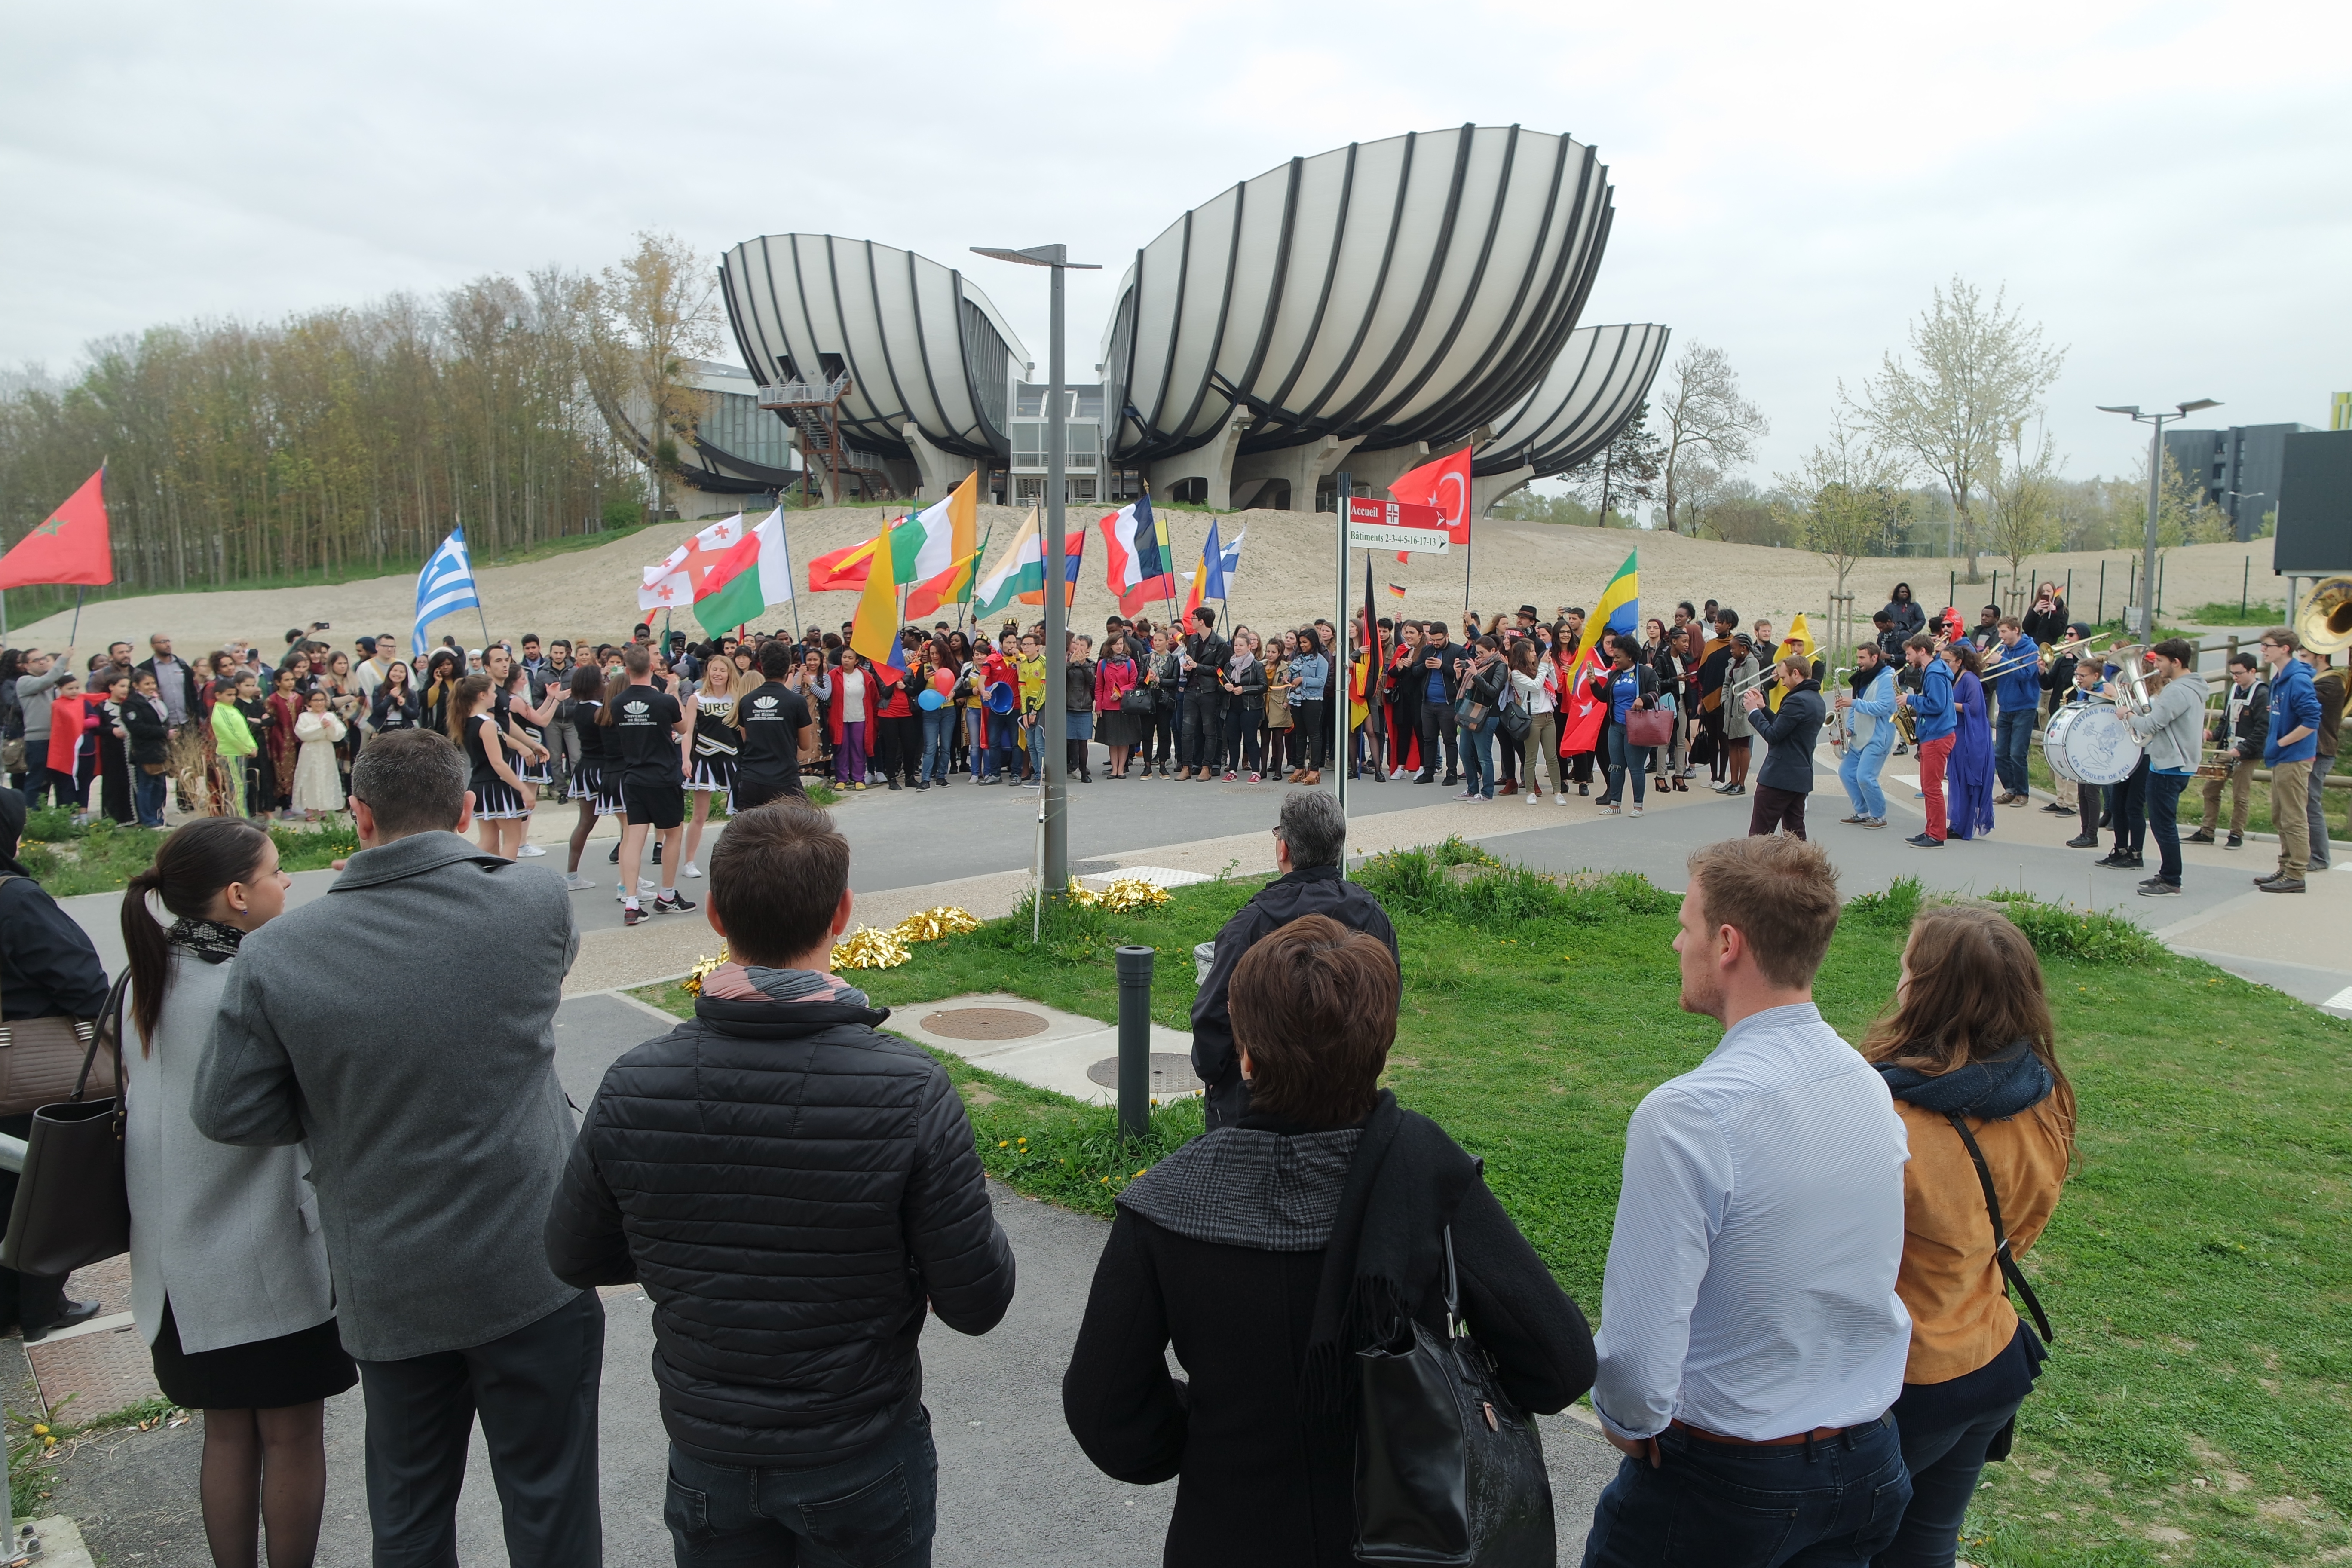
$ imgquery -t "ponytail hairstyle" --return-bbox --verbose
[122,817,273,1053]
[597,662,629,726]
[446,673,491,744]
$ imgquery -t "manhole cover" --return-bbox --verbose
[1087,1052,1204,1093]
[921,1007,1049,1041]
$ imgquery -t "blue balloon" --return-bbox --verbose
[917,688,946,711]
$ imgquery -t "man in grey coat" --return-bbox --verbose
[195,727,603,1565]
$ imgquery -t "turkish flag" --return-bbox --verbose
[1387,446,1474,545]
[0,468,112,589]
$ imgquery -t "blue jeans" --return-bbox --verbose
[985,710,1016,779]
[1994,707,2035,796]
[132,768,168,827]
[1459,714,1500,796]
[665,1403,937,1567]
[1603,725,1653,805]
[1875,1397,2024,1568]
[1583,1415,1910,1567]
[1841,735,1891,819]
[920,708,952,784]
[2148,768,2190,885]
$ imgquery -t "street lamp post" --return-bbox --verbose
[973,244,1101,900]
[2097,399,2220,636]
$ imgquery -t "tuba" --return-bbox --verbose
[2295,575,2352,657]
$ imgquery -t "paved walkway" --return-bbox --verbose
[22,990,1620,1565]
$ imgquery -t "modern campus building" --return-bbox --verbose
[658,125,1667,516]
[2164,422,2316,541]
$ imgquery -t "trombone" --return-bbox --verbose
[1978,630,2111,687]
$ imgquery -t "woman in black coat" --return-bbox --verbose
[1064,915,1594,1568]
[1884,582,1927,640]
[0,788,108,1338]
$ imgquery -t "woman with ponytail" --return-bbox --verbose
[120,815,353,1568]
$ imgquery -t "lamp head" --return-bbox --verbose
[2178,398,2221,415]
[2096,404,2142,417]
[971,245,1102,271]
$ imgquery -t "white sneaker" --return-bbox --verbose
[640,877,658,894]
[563,873,595,891]
[1631,804,1644,817]
[1526,790,1540,805]
[681,861,702,879]
[1554,793,1567,805]
[515,842,546,857]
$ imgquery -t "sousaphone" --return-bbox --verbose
[2295,576,2352,656]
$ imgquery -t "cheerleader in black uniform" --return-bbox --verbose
[502,662,560,860]
[560,665,622,893]
[448,674,529,859]
[680,655,741,881]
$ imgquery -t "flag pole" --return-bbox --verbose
[69,587,83,648]
[1333,470,1350,861]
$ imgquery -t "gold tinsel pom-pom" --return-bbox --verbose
[682,945,730,997]
[1067,875,1172,913]
[830,925,912,971]
[891,905,982,943]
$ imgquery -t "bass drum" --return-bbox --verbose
[2044,701,2142,785]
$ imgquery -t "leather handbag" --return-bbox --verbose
[1,971,133,1277]
[0,878,118,1118]
[1120,686,1155,714]
[1353,1228,1553,1567]
[1626,705,1674,749]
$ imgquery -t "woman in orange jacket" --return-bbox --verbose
[1863,904,2072,1567]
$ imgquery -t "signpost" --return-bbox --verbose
[1344,497,1449,554]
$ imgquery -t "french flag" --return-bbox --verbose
[1099,492,1176,615]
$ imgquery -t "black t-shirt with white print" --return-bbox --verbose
[611,683,683,789]
[736,681,812,785]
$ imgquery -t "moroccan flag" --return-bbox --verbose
[848,518,908,684]
[693,509,796,637]
[0,468,112,589]
[1387,445,1474,544]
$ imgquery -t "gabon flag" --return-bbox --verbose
[0,468,113,589]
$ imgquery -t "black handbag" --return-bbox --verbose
[1353,1228,1553,1567]
[1948,1111,2054,1462]
[1120,687,1156,714]
[2,970,132,1278]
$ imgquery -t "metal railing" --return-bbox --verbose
[756,374,854,408]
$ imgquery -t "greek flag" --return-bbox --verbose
[412,528,480,656]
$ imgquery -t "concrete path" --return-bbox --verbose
[24,989,1622,1565]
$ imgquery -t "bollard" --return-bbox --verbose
[1115,946,1155,1142]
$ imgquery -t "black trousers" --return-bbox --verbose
[1144,704,1174,763]
[359,1290,605,1567]
[1179,689,1222,769]
[0,1112,66,1333]
[875,713,923,784]
[1749,783,1810,839]
[1416,696,1458,778]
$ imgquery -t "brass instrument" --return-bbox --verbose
[2294,575,2352,656]
[1825,664,1853,748]
[2100,644,2156,718]
[1724,666,1780,703]
[1979,630,2112,687]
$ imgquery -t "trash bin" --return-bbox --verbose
[1193,941,1216,985]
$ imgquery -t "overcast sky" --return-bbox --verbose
[7,0,2346,485]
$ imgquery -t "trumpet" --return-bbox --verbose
[1724,662,1782,702]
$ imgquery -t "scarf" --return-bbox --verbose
[1298,1090,1480,1419]
[168,916,247,965]
[1875,1038,2054,1121]
[698,962,870,1010]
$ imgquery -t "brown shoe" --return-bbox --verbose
[1302,769,1321,785]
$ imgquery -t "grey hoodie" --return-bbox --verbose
[193,830,583,1360]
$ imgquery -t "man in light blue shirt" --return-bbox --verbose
[1834,640,1899,827]
[1989,616,2040,804]
[1583,834,1912,1567]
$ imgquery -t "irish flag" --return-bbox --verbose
[972,511,1084,619]
[693,509,796,636]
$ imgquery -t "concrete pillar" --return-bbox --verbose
[1231,432,1365,513]
[1343,441,1433,496]
[1473,466,1535,518]
[792,431,843,507]
[900,421,979,504]
[1145,404,1253,510]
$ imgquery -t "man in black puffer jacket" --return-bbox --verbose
[545,800,1014,1561]
[1192,790,1398,1129]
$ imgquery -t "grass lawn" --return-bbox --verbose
[632,841,2352,1566]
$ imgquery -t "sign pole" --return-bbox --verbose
[1334,469,1351,867]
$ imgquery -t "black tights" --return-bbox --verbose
[202,1402,328,1568]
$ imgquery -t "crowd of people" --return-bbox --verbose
[0,739,2080,1566]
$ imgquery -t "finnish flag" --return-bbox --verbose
[413,528,481,656]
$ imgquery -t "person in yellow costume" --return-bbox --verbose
[1014,634,1047,784]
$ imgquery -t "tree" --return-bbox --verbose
[1982,419,2065,580]
[1563,401,1663,527]
[582,232,723,521]
[1846,277,2065,576]
[1688,474,1795,547]
[1774,416,1912,619]
[1655,342,1767,532]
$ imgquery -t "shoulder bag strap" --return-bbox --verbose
[75,968,134,1105]
[1945,1110,2054,1344]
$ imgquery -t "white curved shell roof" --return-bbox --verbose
[1101,125,1614,465]
[720,234,1031,462]
[1478,323,1670,479]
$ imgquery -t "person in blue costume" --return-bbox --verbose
[1945,641,1996,841]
